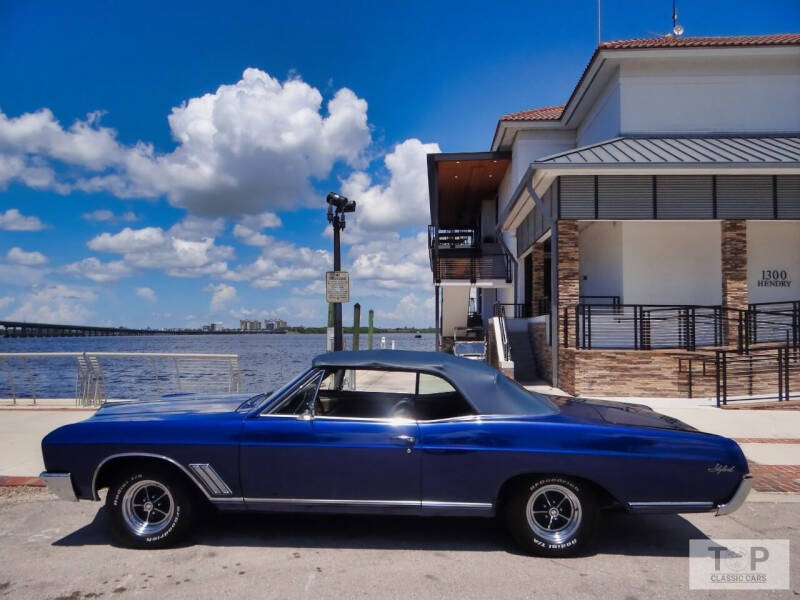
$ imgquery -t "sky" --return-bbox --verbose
[1,0,798,329]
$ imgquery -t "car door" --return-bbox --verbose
[240,368,421,512]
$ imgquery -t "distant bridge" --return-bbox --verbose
[1,321,164,338]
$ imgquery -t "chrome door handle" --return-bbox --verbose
[390,434,415,445]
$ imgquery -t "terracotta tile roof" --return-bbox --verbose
[499,34,800,124]
[501,104,565,122]
[599,32,800,50]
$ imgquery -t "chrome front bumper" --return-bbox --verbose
[40,472,78,502]
[716,474,753,516]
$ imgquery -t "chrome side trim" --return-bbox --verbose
[242,498,492,509]
[422,501,493,509]
[716,474,753,516]
[40,472,78,502]
[628,501,714,509]
[245,498,419,507]
[189,463,233,496]
[91,452,216,501]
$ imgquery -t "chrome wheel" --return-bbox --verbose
[525,484,582,545]
[121,480,175,537]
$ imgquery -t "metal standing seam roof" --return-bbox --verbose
[533,136,800,166]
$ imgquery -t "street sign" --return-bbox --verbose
[326,271,350,303]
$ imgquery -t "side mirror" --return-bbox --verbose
[297,408,313,421]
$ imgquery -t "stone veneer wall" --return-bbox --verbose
[531,242,545,316]
[528,320,552,382]
[721,220,748,310]
[556,221,580,309]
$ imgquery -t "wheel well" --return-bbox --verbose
[495,473,620,514]
[93,455,209,505]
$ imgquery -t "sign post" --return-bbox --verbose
[326,192,356,352]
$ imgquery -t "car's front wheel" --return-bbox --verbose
[106,468,195,549]
[505,476,597,557]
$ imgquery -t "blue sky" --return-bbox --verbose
[1,0,797,328]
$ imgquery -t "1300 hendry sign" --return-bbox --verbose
[757,269,792,288]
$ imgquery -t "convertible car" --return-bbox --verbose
[40,350,751,556]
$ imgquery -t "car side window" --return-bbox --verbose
[415,373,475,421]
[315,369,416,419]
[270,374,321,415]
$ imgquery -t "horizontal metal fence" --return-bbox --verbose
[715,345,797,406]
[749,301,800,347]
[562,304,743,351]
[0,352,242,406]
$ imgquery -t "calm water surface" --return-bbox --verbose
[0,333,434,399]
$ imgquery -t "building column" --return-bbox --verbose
[721,220,748,310]
[531,242,545,316]
[721,220,748,347]
[554,220,579,394]
[557,220,580,312]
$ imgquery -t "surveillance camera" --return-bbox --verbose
[326,192,356,213]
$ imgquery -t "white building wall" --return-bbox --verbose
[579,221,623,298]
[576,77,621,147]
[498,130,576,216]
[747,221,800,304]
[441,286,470,337]
[619,54,800,134]
[621,222,722,305]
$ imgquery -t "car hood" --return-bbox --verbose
[92,393,255,418]
[551,396,700,433]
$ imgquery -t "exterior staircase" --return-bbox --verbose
[505,319,539,383]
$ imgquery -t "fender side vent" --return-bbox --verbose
[189,463,233,496]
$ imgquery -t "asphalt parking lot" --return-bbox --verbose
[1,489,798,599]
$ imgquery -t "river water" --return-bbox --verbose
[0,333,435,400]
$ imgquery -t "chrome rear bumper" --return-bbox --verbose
[716,474,753,516]
[40,472,78,502]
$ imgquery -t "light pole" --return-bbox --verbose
[326,192,356,351]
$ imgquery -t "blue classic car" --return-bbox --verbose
[40,350,752,556]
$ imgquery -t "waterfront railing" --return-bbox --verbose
[0,352,242,407]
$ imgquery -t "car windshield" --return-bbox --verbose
[250,368,313,412]
[454,342,485,355]
[494,374,558,416]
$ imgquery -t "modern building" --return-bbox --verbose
[428,34,800,399]
[239,319,262,331]
[264,319,287,331]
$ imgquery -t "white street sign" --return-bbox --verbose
[326,271,350,303]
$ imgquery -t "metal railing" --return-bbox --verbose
[428,225,513,283]
[562,304,748,351]
[715,344,797,406]
[493,303,531,319]
[748,301,800,347]
[579,295,621,306]
[0,352,242,406]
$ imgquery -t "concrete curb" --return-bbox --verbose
[0,476,45,487]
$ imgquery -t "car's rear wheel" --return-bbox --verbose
[106,468,195,549]
[505,476,597,557]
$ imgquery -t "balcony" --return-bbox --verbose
[428,226,513,284]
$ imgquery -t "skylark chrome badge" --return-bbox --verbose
[707,463,735,475]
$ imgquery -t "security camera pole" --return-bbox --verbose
[326,192,356,351]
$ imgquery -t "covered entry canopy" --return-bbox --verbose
[428,152,510,229]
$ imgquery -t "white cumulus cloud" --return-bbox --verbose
[205,283,237,310]
[0,69,371,217]
[6,284,98,324]
[6,247,47,265]
[341,138,440,233]
[136,287,157,302]
[82,209,138,223]
[64,257,133,283]
[0,208,46,231]
[232,212,282,246]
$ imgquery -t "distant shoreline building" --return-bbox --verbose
[264,319,287,331]
[428,34,800,398]
[239,319,262,331]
